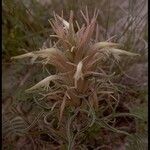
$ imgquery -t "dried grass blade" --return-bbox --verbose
[59,93,67,124]
[93,90,99,110]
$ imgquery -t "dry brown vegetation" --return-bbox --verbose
[2,0,147,150]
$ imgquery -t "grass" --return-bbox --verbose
[2,0,52,60]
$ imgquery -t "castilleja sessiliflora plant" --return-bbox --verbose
[12,10,140,149]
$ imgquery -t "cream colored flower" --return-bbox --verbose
[73,61,84,88]
[26,75,63,92]
[56,15,70,29]
[92,42,119,49]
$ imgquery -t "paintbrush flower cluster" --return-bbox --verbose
[12,10,139,126]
